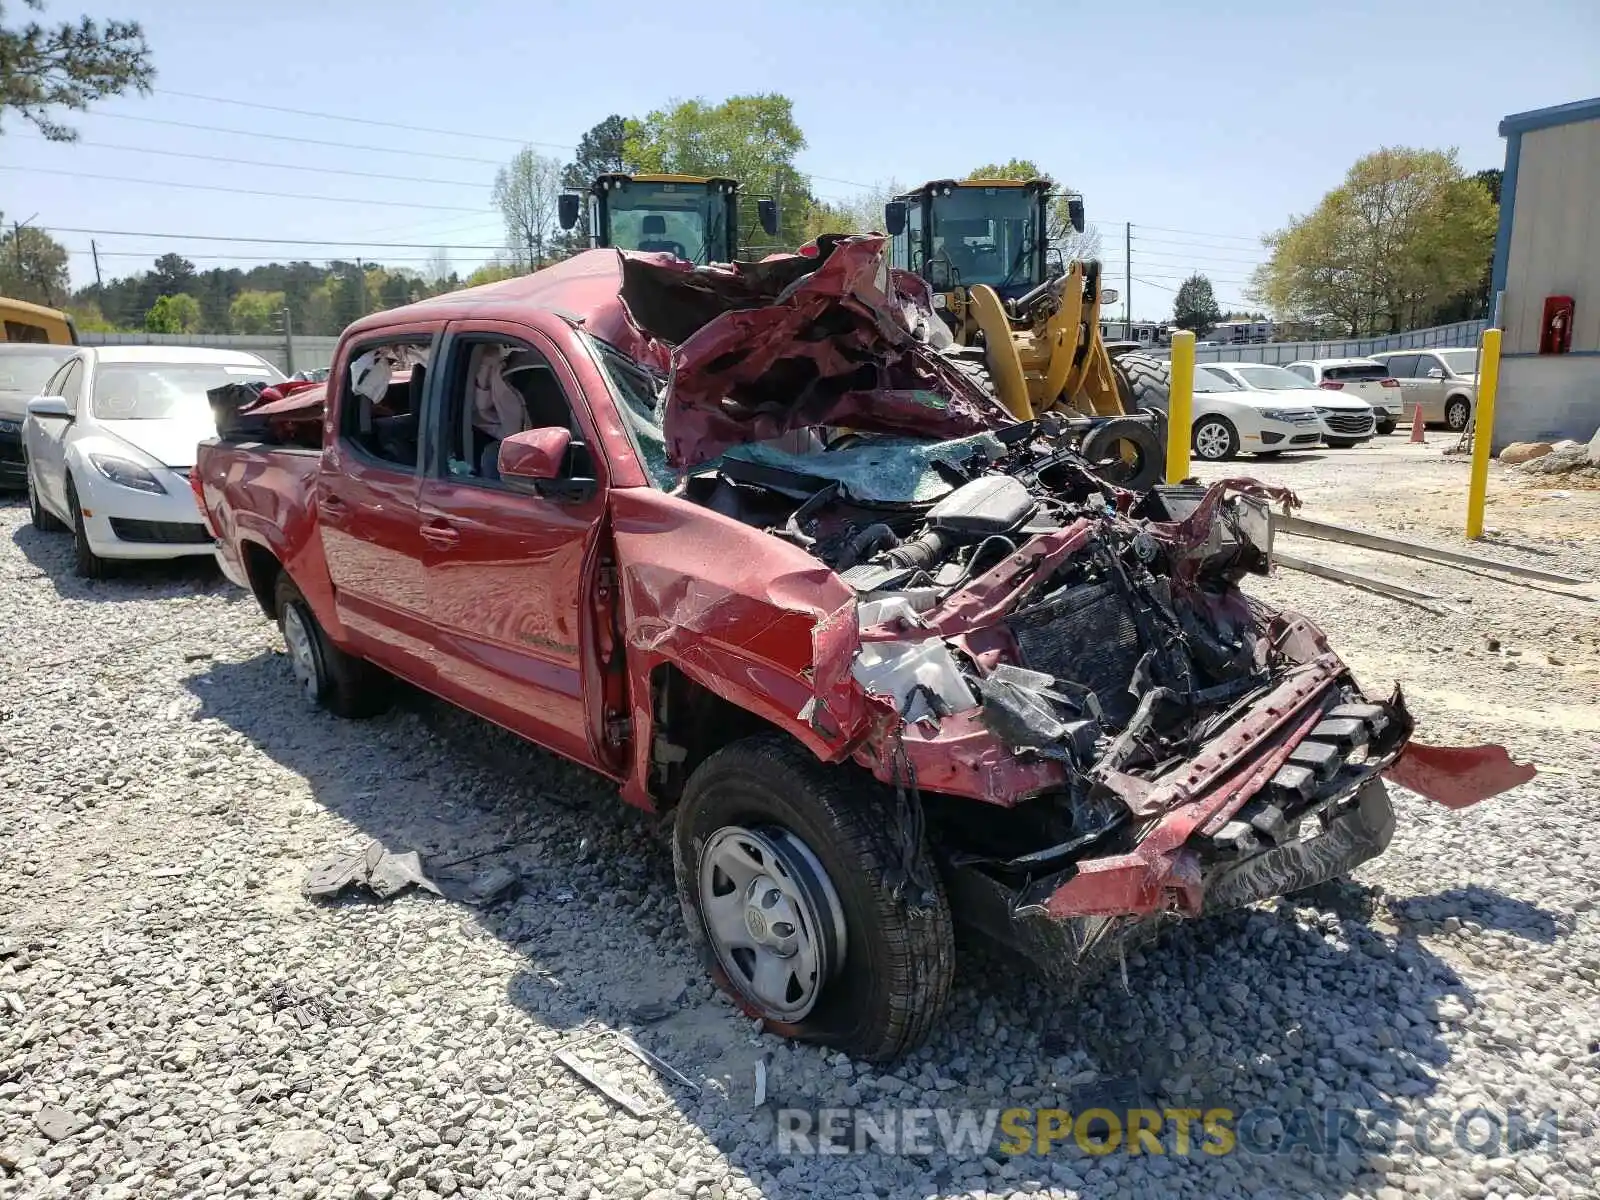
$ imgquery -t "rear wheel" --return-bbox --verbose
[1445,396,1471,431]
[66,477,112,580]
[1376,419,1397,436]
[26,458,65,532]
[674,734,954,1062]
[1192,415,1240,461]
[274,574,390,718]
[1110,351,1171,413]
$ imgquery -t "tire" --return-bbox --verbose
[1376,420,1396,436]
[274,573,390,718]
[674,734,954,1062]
[26,457,66,532]
[1110,351,1171,413]
[1325,438,1362,449]
[1445,396,1471,432]
[1080,417,1164,490]
[1191,415,1239,462]
[66,477,112,580]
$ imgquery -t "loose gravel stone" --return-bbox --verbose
[2,451,1597,1200]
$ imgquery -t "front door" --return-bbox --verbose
[29,357,83,515]
[317,331,439,683]
[1409,353,1450,423]
[417,322,613,769]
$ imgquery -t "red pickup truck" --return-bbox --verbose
[196,238,1529,1061]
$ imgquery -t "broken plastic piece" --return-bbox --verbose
[976,663,1100,762]
[303,840,442,902]
[851,637,976,723]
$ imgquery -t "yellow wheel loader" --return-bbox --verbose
[558,173,779,264]
[884,179,1170,488]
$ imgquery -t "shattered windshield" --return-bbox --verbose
[928,187,1038,289]
[721,432,1006,505]
[588,336,674,489]
[605,182,728,264]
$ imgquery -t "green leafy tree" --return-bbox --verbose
[143,292,199,333]
[0,0,154,140]
[0,219,70,304]
[228,289,284,334]
[1251,147,1497,335]
[1173,273,1222,334]
[465,261,519,288]
[625,94,810,249]
[558,114,628,249]
[66,298,114,330]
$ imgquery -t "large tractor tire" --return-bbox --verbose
[1110,351,1171,414]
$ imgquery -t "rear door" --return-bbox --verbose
[316,326,440,683]
[416,319,615,770]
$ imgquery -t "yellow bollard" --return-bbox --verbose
[1166,331,1195,484]
[1465,327,1503,539]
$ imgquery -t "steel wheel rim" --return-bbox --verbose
[1195,422,1230,459]
[1447,402,1468,430]
[281,605,320,703]
[698,825,846,1021]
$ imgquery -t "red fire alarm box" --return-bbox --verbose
[1540,295,1574,354]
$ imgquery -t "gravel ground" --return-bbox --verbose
[2,442,1598,1200]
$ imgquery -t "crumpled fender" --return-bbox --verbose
[1383,741,1536,809]
[609,488,866,809]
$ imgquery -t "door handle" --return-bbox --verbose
[420,520,460,548]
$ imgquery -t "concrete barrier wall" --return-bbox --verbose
[80,332,342,375]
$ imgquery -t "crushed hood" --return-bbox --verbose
[617,237,1014,467]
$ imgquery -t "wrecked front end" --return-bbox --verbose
[679,435,1531,982]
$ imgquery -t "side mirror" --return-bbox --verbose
[26,395,71,421]
[1046,246,1066,278]
[1066,195,1085,234]
[926,257,952,290]
[883,201,908,237]
[499,427,571,482]
[757,198,779,236]
[558,193,581,231]
[1426,367,1444,379]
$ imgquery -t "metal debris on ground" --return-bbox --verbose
[1278,513,1592,587]
[555,1028,699,1118]
[753,1056,768,1109]
[302,840,443,901]
[1273,551,1455,617]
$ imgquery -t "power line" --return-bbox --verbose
[91,111,511,166]
[17,134,491,189]
[1132,247,1268,267]
[72,247,465,265]
[42,226,507,251]
[1134,224,1264,244]
[152,88,575,150]
[3,165,491,212]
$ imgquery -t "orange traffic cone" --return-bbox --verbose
[1409,401,1426,444]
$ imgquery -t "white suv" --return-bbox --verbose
[1285,358,1404,435]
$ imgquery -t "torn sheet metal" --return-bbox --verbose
[650,236,1013,466]
[1384,741,1538,809]
[556,1028,699,1118]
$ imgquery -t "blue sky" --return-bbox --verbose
[4,0,1597,317]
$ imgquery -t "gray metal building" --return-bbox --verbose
[1490,97,1600,446]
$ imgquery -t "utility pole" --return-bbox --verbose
[278,306,295,375]
[354,258,366,317]
[90,239,104,290]
[1124,222,1132,331]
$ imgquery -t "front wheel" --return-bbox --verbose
[66,478,112,580]
[1192,415,1240,461]
[1324,438,1364,449]
[1376,420,1397,436]
[26,458,66,533]
[274,574,390,718]
[1445,397,1471,431]
[674,734,954,1062]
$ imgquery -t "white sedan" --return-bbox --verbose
[1186,364,1323,460]
[23,346,282,578]
[1201,362,1377,450]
